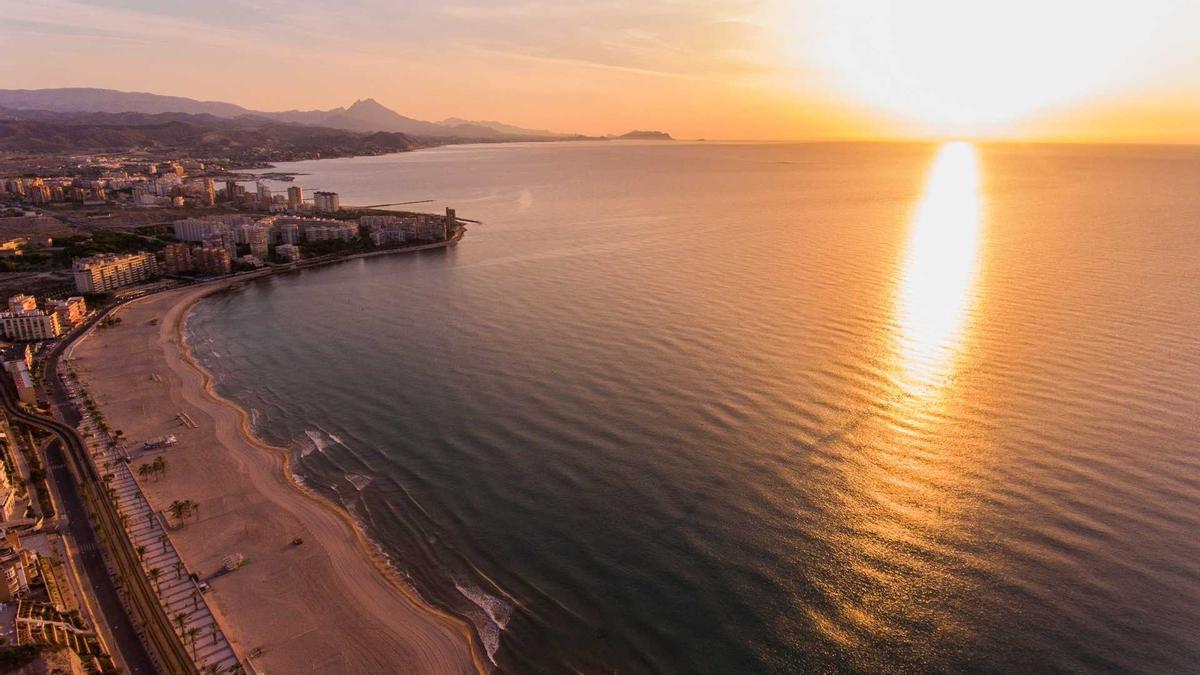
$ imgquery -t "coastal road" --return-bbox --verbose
[5,295,199,674]
[43,437,157,675]
[0,383,156,674]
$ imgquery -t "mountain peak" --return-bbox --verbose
[349,98,388,111]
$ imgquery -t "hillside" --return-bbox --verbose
[0,88,576,140]
[617,130,674,140]
[0,109,426,161]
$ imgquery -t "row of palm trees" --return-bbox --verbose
[69,370,241,674]
[136,455,168,481]
[168,498,200,526]
[172,612,226,663]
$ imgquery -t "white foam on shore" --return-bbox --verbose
[455,581,514,664]
[303,428,330,454]
[346,473,373,491]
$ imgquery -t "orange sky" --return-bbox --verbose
[1,0,1198,142]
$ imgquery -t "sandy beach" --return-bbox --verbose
[69,280,483,674]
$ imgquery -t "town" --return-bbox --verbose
[0,155,464,673]
[0,154,463,294]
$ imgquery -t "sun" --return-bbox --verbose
[779,0,1171,133]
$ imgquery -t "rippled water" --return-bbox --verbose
[186,141,1200,673]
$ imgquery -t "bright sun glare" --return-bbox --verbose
[896,142,982,394]
[789,0,1172,131]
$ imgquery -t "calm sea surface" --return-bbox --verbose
[187,141,1200,673]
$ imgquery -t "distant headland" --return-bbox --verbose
[616,130,674,140]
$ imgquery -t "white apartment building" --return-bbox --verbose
[173,215,257,242]
[0,310,63,341]
[248,226,270,258]
[47,297,87,326]
[6,295,35,313]
[276,244,301,262]
[72,252,158,293]
[304,223,358,242]
[313,191,340,213]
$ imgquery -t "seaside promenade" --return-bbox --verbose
[61,370,240,673]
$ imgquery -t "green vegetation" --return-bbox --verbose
[168,498,199,526]
[81,292,114,307]
[56,230,165,260]
[300,234,373,258]
[0,643,61,668]
[134,224,176,240]
[11,424,55,518]
[0,252,50,272]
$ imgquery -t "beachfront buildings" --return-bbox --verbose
[276,244,301,262]
[302,221,358,242]
[0,295,85,342]
[238,224,270,258]
[173,215,256,242]
[72,252,158,293]
[47,297,87,327]
[278,222,300,244]
[364,209,453,244]
[0,307,64,341]
[7,295,35,313]
[287,186,304,210]
[194,246,232,275]
[162,243,193,275]
[313,191,340,213]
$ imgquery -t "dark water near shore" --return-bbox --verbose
[186,141,1200,673]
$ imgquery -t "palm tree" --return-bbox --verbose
[210,620,218,645]
[148,567,161,592]
[169,500,187,524]
[174,560,183,580]
[135,545,146,562]
[160,534,169,553]
[147,512,156,530]
[153,455,167,479]
[186,626,199,659]
[189,499,200,522]
[138,464,151,480]
[174,611,188,635]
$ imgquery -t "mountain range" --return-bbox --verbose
[0,88,580,141]
[0,107,425,160]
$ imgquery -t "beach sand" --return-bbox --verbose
[70,281,482,674]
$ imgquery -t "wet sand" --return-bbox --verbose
[70,281,483,674]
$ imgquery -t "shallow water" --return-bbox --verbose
[187,141,1200,672]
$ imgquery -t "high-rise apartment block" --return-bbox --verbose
[287,186,304,211]
[72,252,158,293]
[313,191,341,213]
[162,243,194,274]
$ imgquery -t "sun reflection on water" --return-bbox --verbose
[802,143,989,662]
[896,142,983,397]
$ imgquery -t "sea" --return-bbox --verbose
[185,140,1200,673]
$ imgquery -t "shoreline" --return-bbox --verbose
[72,274,487,673]
[175,280,492,672]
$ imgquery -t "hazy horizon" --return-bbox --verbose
[2,1,1199,144]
